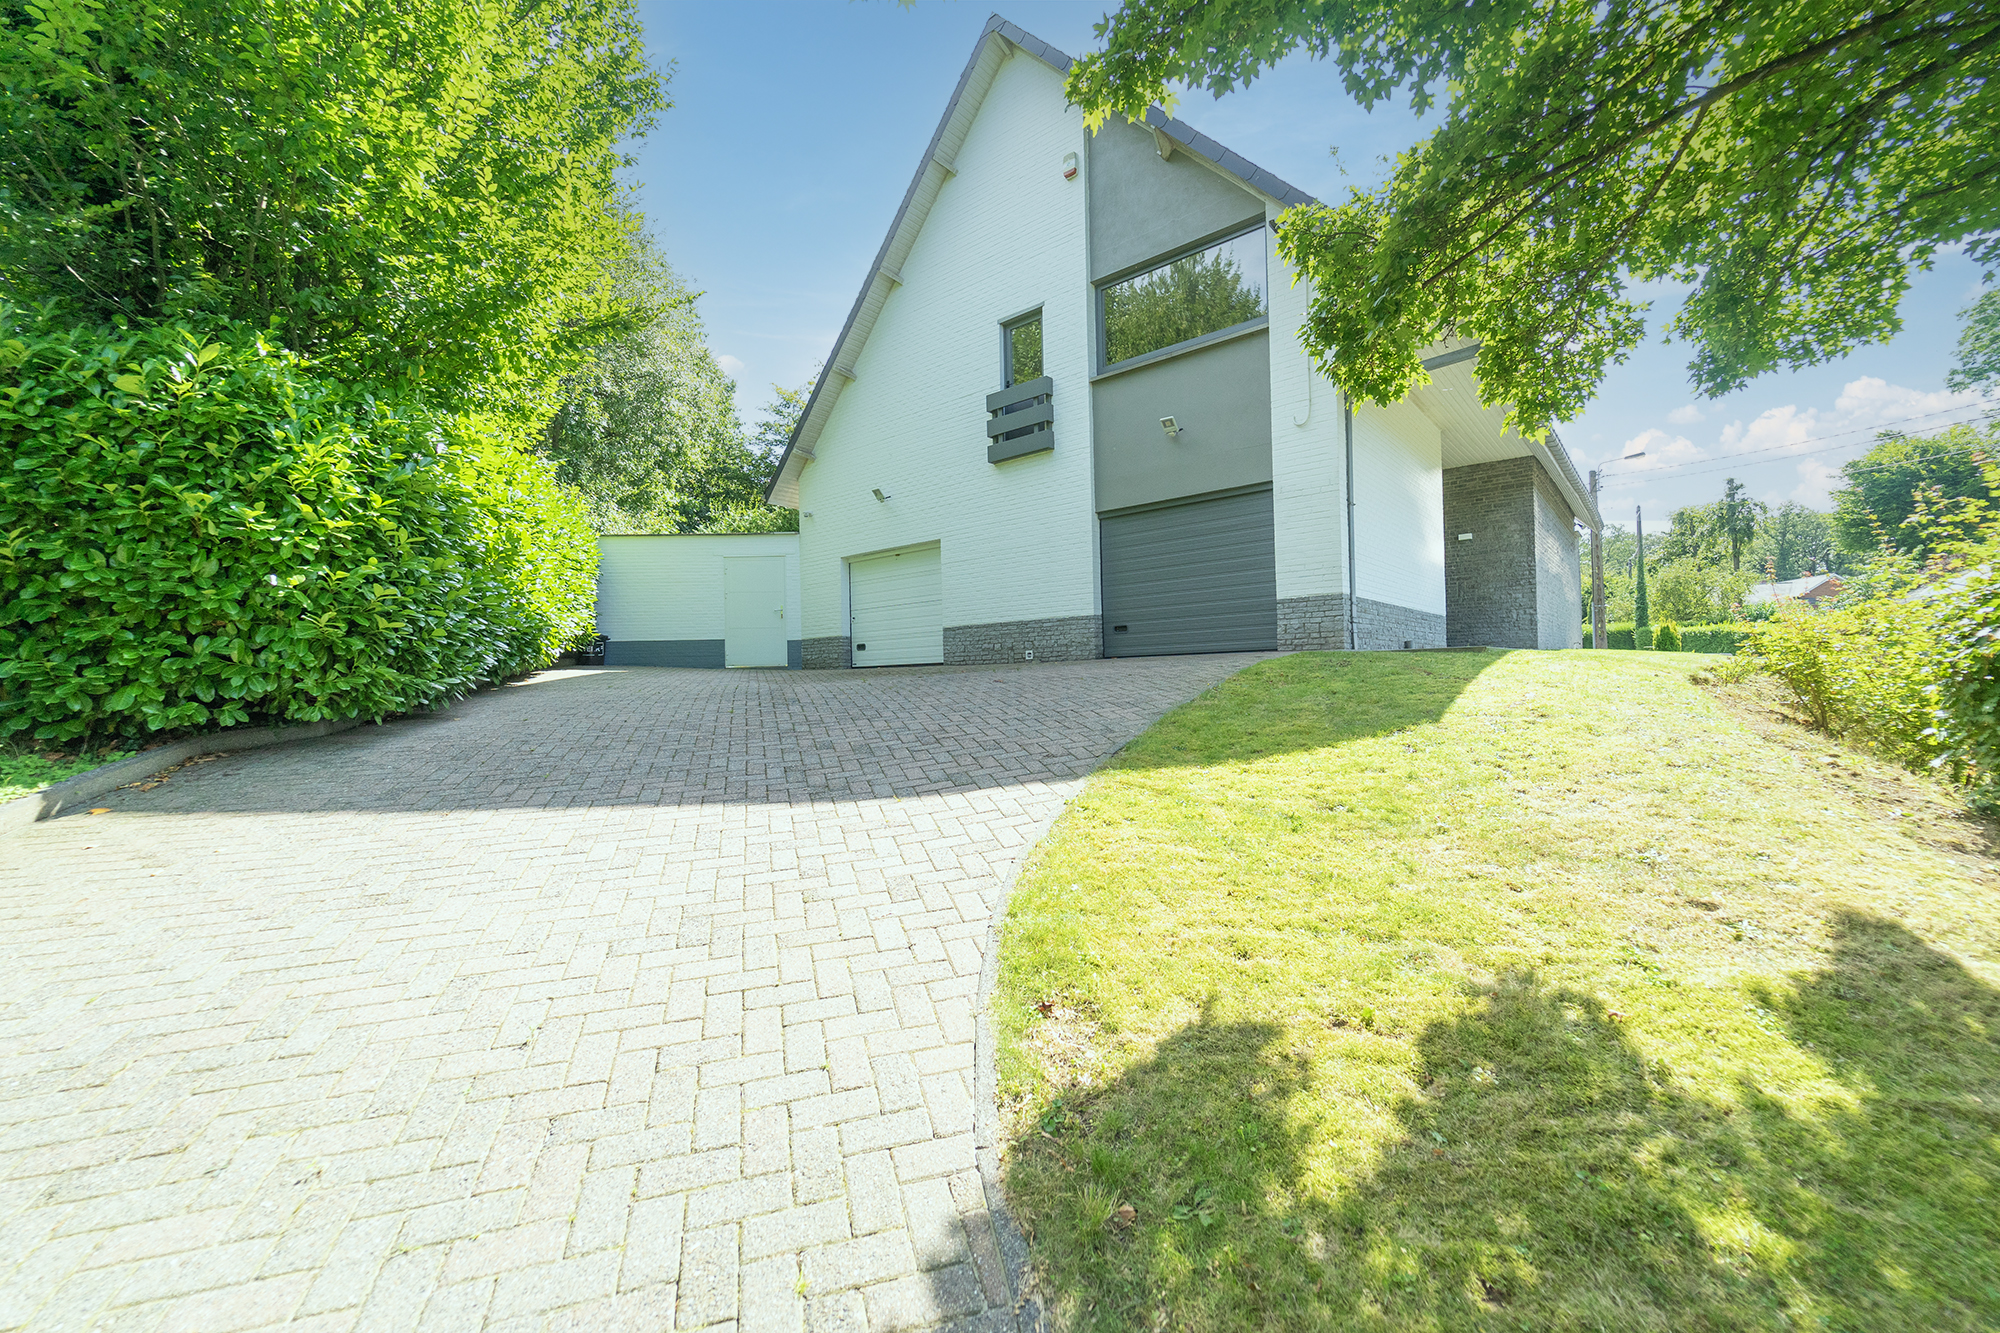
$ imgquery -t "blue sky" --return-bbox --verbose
[624,1,1993,524]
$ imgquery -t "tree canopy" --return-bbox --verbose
[1830,424,2000,556]
[540,240,801,535]
[1065,0,1999,437]
[1,0,664,419]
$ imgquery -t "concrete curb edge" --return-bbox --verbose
[973,792,1070,1333]
[0,717,365,838]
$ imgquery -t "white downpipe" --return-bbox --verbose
[1343,393,1357,650]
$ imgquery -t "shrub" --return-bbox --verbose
[1926,562,2000,808]
[1678,624,1751,654]
[0,318,597,743]
[1740,598,1939,762]
[1654,621,1683,651]
[1635,622,1656,650]
[1582,623,1638,649]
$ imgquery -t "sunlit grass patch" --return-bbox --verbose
[0,742,131,805]
[996,649,1999,1331]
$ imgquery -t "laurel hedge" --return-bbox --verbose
[0,318,597,743]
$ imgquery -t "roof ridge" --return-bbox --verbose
[765,15,1320,503]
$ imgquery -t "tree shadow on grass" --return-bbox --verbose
[1004,913,2000,1331]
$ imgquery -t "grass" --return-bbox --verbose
[995,649,1999,1332]
[0,741,132,804]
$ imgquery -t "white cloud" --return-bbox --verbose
[1666,404,1705,425]
[1791,458,1844,508]
[1718,376,1986,458]
[717,354,746,378]
[1612,428,1705,471]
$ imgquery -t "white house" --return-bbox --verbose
[755,15,1597,667]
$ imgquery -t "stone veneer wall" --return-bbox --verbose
[1443,456,1538,648]
[943,615,1102,665]
[801,636,851,670]
[1277,593,1447,650]
[1277,593,1349,650]
[1529,462,1585,649]
[1354,596,1446,650]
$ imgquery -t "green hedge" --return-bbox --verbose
[0,319,597,743]
[1583,622,1749,652]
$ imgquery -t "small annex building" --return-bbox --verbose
[594,534,801,668]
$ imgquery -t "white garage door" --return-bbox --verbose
[849,546,942,667]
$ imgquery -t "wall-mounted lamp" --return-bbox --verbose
[1061,152,1079,181]
[801,511,813,519]
[871,488,890,502]
[1456,532,1474,541]
[1160,416,1181,441]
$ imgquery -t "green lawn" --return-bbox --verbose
[995,650,1999,1332]
[0,743,130,805]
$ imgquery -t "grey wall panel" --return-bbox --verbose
[1531,464,1584,649]
[605,639,726,668]
[788,639,804,670]
[1089,118,1267,281]
[1092,331,1273,514]
[1101,489,1277,656]
[1443,455,1580,649]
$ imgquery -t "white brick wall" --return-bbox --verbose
[1266,214,1347,603]
[797,53,1095,641]
[596,535,802,641]
[1352,400,1446,616]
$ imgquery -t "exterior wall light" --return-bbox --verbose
[1062,152,1079,180]
[872,488,890,502]
[1160,416,1181,440]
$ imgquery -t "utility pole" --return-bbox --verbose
[1589,470,1607,649]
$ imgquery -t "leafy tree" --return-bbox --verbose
[748,375,816,467]
[1651,558,1758,624]
[1656,502,1724,565]
[1104,249,1265,364]
[0,0,664,419]
[1829,425,1998,556]
[1634,515,1652,644]
[1749,504,1846,581]
[1064,0,1999,436]
[1948,290,2000,396]
[1719,478,1766,571]
[541,241,798,535]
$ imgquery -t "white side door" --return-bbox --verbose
[723,556,790,667]
[849,546,943,667]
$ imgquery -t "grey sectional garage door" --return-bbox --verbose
[1100,488,1277,656]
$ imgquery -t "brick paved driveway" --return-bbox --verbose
[0,655,1262,1332]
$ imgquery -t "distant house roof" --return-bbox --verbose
[1745,574,1843,605]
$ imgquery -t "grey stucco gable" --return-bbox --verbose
[763,13,1317,506]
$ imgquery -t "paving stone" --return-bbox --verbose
[0,655,1261,1331]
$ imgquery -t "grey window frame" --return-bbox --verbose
[1000,306,1045,388]
[1095,221,1270,375]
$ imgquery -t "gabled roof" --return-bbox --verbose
[764,14,1314,507]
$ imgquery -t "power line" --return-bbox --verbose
[1600,415,1996,488]
[1594,400,1997,477]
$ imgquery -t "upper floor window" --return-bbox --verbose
[1102,226,1267,367]
[1004,310,1044,385]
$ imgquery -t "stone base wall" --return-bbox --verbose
[1277,593,1349,650]
[1275,593,1445,650]
[944,615,1101,665]
[801,636,851,670]
[1354,597,1447,650]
